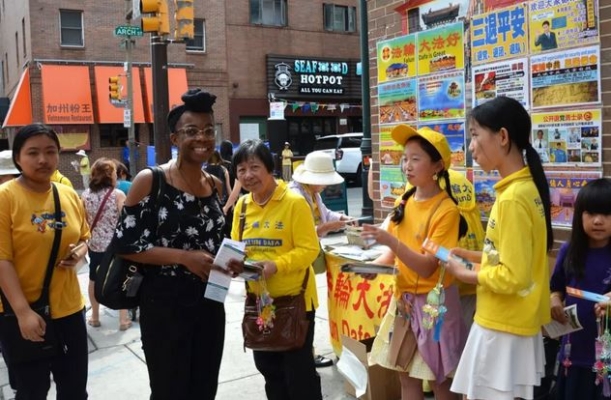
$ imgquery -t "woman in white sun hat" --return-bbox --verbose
[289,151,356,369]
[0,150,20,184]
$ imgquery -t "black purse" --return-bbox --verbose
[0,184,65,365]
[94,167,165,310]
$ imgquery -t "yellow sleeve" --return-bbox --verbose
[230,197,245,241]
[477,199,533,294]
[0,188,13,261]
[275,198,319,275]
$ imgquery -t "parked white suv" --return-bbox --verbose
[313,133,363,184]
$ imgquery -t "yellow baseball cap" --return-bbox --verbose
[391,125,452,170]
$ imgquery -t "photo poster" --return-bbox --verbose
[529,0,599,55]
[473,169,501,220]
[472,58,529,109]
[379,125,405,167]
[530,45,601,109]
[417,22,465,76]
[418,120,467,168]
[377,34,418,84]
[380,166,406,208]
[546,170,602,228]
[378,79,418,125]
[417,71,466,121]
[531,109,602,166]
[470,4,528,65]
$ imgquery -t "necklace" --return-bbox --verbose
[174,161,204,196]
[252,186,275,207]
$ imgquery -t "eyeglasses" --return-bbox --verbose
[177,127,216,139]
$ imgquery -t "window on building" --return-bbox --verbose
[99,124,139,148]
[185,19,206,52]
[250,0,287,27]
[14,32,19,69]
[407,8,421,33]
[22,18,26,57]
[323,4,356,32]
[59,9,84,47]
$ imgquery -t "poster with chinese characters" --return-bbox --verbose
[529,0,599,54]
[379,125,405,167]
[417,22,464,76]
[418,120,466,167]
[531,109,602,166]
[378,79,418,125]
[473,169,501,220]
[546,170,602,228]
[530,45,600,109]
[379,166,405,208]
[417,71,466,121]
[470,4,528,64]
[472,58,529,109]
[377,35,417,83]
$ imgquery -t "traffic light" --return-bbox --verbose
[108,76,122,103]
[140,0,170,35]
[174,0,194,40]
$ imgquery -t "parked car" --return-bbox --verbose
[313,133,363,184]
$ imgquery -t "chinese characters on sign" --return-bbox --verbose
[377,35,418,83]
[472,58,529,109]
[378,79,417,124]
[546,171,602,228]
[471,4,528,64]
[417,22,465,76]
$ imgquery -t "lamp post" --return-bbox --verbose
[359,0,373,222]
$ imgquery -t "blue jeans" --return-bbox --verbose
[6,309,88,400]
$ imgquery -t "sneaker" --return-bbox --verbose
[314,354,333,368]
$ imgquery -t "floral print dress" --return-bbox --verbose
[115,177,225,280]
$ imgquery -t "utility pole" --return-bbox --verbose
[125,0,137,178]
[151,36,171,164]
[359,0,373,222]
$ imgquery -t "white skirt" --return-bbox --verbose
[451,322,545,400]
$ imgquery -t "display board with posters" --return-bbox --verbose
[418,120,466,168]
[378,79,418,125]
[470,4,528,64]
[379,166,405,208]
[529,0,599,54]
[417,71,466,121]
[546,170,602,228]
[377,35,417,83]
[473,169,501,220]
[472,58,529,109]
[531,109,602,166]
[417,22,465,76]
[530,45,601,109]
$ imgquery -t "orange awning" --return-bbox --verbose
[94,66,146,124]
[41,65,94,125]
[2,68,33,128]
[143,67,188,122]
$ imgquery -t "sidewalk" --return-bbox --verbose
[0,251,354,400]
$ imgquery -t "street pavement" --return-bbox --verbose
[0,187,368,400]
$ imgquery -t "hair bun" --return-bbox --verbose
[181,88,216,113]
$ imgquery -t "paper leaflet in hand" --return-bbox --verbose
[337,345,368,398]
[421,238,473,270]
[213,238,246,269]
[566,287,610,303]
[205,238,246,303]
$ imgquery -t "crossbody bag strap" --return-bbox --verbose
[300,268,310,294]
[90,188,114,232]
[238,199,247,241]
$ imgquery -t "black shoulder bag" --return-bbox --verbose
[94,167,165,310]
[0,183,65,365]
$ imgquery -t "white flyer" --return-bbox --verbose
[543,304,583,339]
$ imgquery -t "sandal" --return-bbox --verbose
[87,319,101,328]
[119,321,132,331]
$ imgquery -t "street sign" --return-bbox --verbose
[114,25,143,37]
[132,0,141,19]
[123,109,131,128]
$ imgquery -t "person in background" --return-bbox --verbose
[0,124,90,399]
[204,151,231,207]
[446,96,552,400]
[552,179,611,400]
[122,140,131,173]
[281,141,293,182]
[81,158,130,331]
[0,150,19,184]
[220,140,238,237]
[114,89,241,400]
[114,161,133,195]
[74,150,91,189]
[232,139,322,400]
[289,152,354,369]
[50,169,73,188]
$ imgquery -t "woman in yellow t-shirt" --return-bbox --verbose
[0,124,90,399]
[362,126,467,399]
